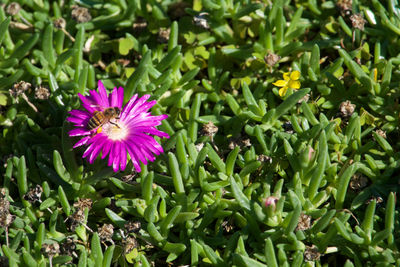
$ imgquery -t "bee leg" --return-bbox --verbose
[109,121,121,128]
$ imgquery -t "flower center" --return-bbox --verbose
[102,120,128,141]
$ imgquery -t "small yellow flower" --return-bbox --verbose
[273,70,301,97]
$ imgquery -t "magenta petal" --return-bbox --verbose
[68,109,91,119]
[120,94,138,120]
[126,140,148,165]
[126,118,163,128]
[98,80,109,107]
[146,141,163,155]
[108,144,115,166]
[124,102,155,121]
[120,142,127,171]
[139,144,156,162]
[117,87,124,108]
[126,95,151,117]
[82,144,95,158]
[129,127,169,138]
[144,114,168,124]
[69,128,91,137]
[125,95,150,117]
[73,136,91,148]
[146,128,169,138]
[67,116,86,126]
[78,93,96,113]
[101,142,112,159]
[88,90,106,109]
[135,134,163,154]
[67,112,91,127]
[89,138,107,163]
[132,100,156,116]
[109,87,119,107]
[83,134,103,157]
[113,162,119,172]
[131,143,147,165]
[126,142,141,172]
[112,142,121,172]
[156,114,168,120]
[82,135,99,158]
[131,135,157,154]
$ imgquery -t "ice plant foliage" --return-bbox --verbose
[273,70,301,97]
[67,81,169,172]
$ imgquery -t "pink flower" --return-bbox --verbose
[264,196,279,209]
[67,81,169,172]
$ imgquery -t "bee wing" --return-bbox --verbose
[88,104,108,110]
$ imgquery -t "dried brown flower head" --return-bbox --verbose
[0,198,10,215]
[24,184,43,203]
[257,154,272,163]
[349,173,368,192]
[9,81,38,112]
[71,6,92,23]
[132,17,147,33]
[157,28,171,43]
[202,121,218,137]
[304,245,321,262]
[6,2,21,16]
[125,221,141,233]
[228,140,238,150]
[296,213,312,231]
[0,213,14,228]
[53,18,66,29]
[375,129,386,139]
[34,86,50,100]
[73,198,93,211]
[221,220,234,233]
[72,209,86,222]
[339,100,355,118]
[98,224,114,242]
[69,209,86,231]
[123,236,138,254]
[337,0,352,16]
[241,138,251,147]
[121,173,137,183]
[60,237,77,257]
[350,13,366,30]
[264,53,280,66]
[53,18,75,42]
[9,81,31,99]
[42,242,60,258]
[228,136,251,149]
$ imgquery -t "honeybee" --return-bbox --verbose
[87,107,121,130]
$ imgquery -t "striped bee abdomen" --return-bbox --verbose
[87,111,105,130]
